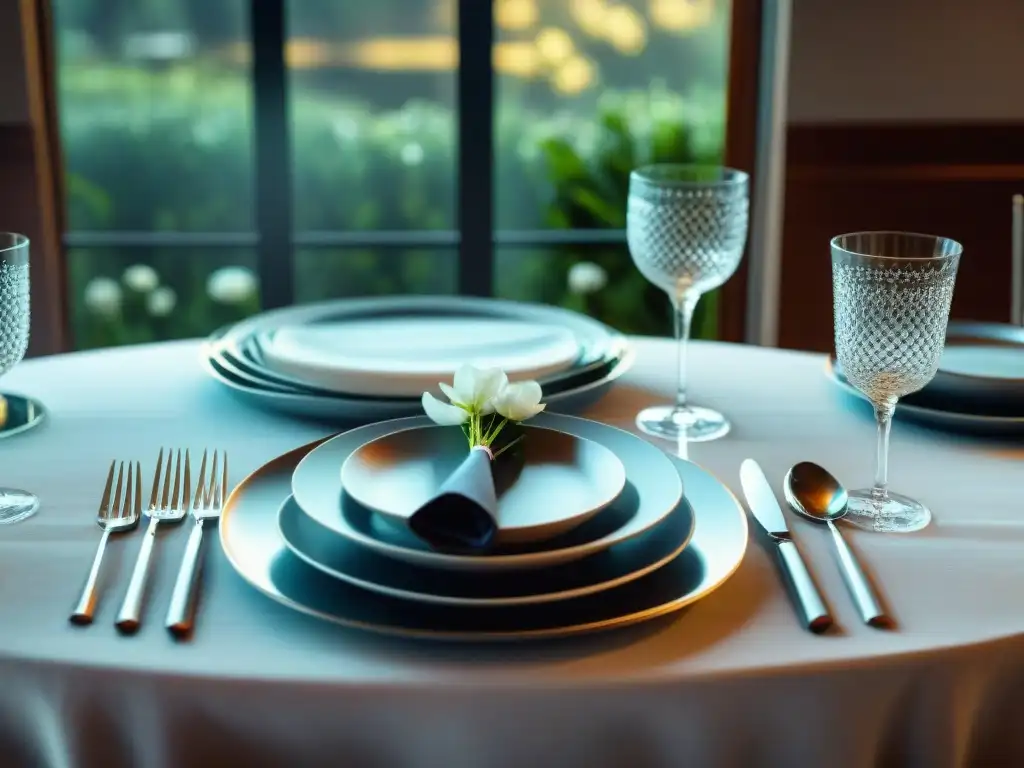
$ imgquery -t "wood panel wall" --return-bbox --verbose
[780,123,1024,351]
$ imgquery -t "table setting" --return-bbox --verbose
[3,166,1024,766]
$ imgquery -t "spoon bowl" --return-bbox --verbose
[783,461,850,522]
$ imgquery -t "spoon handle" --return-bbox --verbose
[828,520,888,627]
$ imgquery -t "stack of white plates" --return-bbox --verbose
[220,413,750,641]
[827,321,1024,436]
[202,296,634,422]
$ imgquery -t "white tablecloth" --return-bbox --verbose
[1,338,1023,768]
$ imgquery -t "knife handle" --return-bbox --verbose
[776,540,832,633]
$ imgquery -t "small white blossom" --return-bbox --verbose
[206,266,257,304]
[83,277,122,317]
[146,286,176,317]
[438,365,508,415]
[567,261,607,295]
[421,392,469,426]
[122,263,159,293]
[492,380,546,422]
[400,142,424,166]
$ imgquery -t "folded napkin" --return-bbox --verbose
[408,446,499,552]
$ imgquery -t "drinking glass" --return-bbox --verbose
[831,231,962,533]
[0,233,38,524]
[626,165,749,442]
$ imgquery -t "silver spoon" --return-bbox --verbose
[784,462,890,628]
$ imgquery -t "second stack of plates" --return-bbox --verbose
[827,321,1024,436]
[220,412,750,640]
[202,296,634,423]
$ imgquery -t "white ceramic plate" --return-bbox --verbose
[278,491,693,607]
[260,317,581,397]
[290,413,682,571]
[202,347,635,424]
[340,425,627,545]
[220,435,747,640]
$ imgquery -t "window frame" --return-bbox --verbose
[52,0,771,349]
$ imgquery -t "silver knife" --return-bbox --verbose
[740,459,833,633]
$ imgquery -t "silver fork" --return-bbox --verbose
[166,449,227,638]
[115,448,191,634]
[69,460,142,625]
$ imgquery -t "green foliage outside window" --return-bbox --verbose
[60,66,724,349]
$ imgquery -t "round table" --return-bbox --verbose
[1,338,1023,768]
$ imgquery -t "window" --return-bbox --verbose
[53,0,734,350]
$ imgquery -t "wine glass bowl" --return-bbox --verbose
[626,165,749,442]
[831,231,962,533]
[0,233,39,524]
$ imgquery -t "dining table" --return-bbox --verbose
[2,336,1024,768]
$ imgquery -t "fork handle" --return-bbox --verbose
[69,529,111,625]
[166,519,205,638]
[115,517,159,633]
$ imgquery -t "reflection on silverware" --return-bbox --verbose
[166,449,227,639]
[739,459,833,634]
[115,448,190,634]
[69,460,141,625]
[784,462,891,629]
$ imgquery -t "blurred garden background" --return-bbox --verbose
[53,0,731,349]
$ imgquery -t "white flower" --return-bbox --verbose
[438,365,508,415]
[400,142,424,166]
[421,392,469,426]
[207,266,257,304]
[492,380,546,422]
[567,261,607,295]
[122,263,159,293]
[146,286,176,317]
[83,277,122,317]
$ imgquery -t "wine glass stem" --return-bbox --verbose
[673,292,699,411]
[872,401,896,500]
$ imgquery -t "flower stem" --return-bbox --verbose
[492,434,523,459]
[484,417,508,445]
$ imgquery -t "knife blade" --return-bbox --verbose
[740,459,833,633]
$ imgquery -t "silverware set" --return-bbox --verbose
[740,458,890,634]
[70,448,228,637]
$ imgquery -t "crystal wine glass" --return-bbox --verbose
[626,165,749,442]
[0,233,38,524]
[832,231,962,533]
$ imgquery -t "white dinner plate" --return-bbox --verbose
[278,491,693,607]
[202,346,635,424]
[260,317,581,397]
[290,413,682,572]
[340,425,627,545]
[220,436,748,640]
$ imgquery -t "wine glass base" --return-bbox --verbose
[635,405,730,443]
[0,488,39,525]
[843,489,931,533]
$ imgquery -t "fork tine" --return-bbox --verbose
[194,449,208,510]
[110,461,125,519]
[149,448,164,510]
[170,449,183,510]
[98,460,116,517]
[134,462,143,519]
[219,451,228,509]
[183,449,191,509]
[207,451,220,509]
[160,447,173,509]
[121,463,134,519]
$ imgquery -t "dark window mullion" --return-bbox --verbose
[251,0,294,309]
[456,0,494,297]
